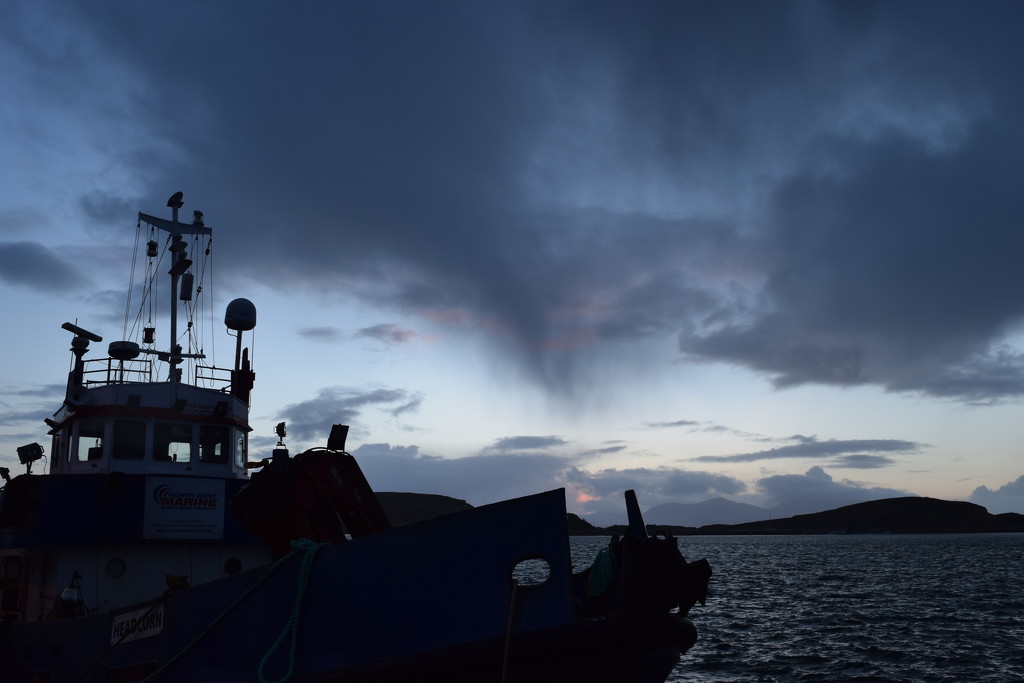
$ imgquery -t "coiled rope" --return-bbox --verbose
[140,539,327,683]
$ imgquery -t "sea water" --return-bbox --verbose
[569,534,1024,682]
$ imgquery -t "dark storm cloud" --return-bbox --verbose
[693,435,922,464]
[278,387,422,443]
[0,242,88,292]
[683,132,1024,398]
[11,1,1024,402]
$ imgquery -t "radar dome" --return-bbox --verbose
[108,341,141,360]
[225,298,257,331]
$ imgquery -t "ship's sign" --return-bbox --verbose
[111,603,164,644]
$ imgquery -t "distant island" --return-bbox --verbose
[378,493,1024,535]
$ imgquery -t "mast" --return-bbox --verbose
[138,192,212,383]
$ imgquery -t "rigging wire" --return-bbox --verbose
[122,218,142,340]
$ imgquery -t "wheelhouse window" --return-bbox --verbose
[0,556,25,618]
[112,420,146,460]
[234,431,247,469]
[154,423,192,464]
[199,425,229,463]
[52,427,69,466]
[75,420,105,462]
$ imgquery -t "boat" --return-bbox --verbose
[0,193,712,682]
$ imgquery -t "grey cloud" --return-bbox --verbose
[645,420,702,429]
[584,444,627,455]
[683,126,1024,400]
[299,327,347,343]
[298,325,418,345]
[572,466,746,502]
[970,475,1024,515]
[568,465,748,525]
[756,466,910,515]
[0,242,88,292]
[356,324,418,344]
[278,387,422,443]
[487,436,568,452]
[693,436,922,464]
[0,407,52,428]
[9,1,1024,403]
[352,442,571,508]
[831,454,898,469]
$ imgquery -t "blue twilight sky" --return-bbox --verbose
[2,0,1024,525]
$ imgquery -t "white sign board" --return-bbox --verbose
[111,603,164,644]
[143,477,225,539]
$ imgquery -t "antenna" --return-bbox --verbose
[138,193,212,382]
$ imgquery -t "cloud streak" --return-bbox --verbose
[693,436,922,464]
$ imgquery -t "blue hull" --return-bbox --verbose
[1,489,701,682]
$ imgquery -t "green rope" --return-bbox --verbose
[258,539,327,683]
[141,539,323,682]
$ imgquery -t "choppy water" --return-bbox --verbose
[569,534,1024,682]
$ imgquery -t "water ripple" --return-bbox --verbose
[571,534,1024,682]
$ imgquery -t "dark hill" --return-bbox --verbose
[645,497,767,526]
[376,493,605,532]
[693,497,1024,534]
[567,512,601,534]
[376,492,473,526]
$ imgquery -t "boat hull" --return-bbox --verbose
[1,489,700,683]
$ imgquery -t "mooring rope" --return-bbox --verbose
[140,539,325,682]
[500,579,519,683]
[258,539,327,683]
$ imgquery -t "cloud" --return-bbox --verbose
[7,1,1024,406]
[0,407,52,428]
[583,443,628,456]
[0,242,88,292]
[756,467,910,516]
[565,465,748,524]
[969,475,1024,515]
[298,327,347,343]
[297,324,419,346]
[277,387,423,444]
[830,454,898,469]
[327,439,751,525]
[681,127,1024,400]
[355,324,418,345]
[352,442,572,508]
[645,420,702,429]
[487,435,568,452]
[692,435,922,464]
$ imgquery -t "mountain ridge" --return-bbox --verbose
[636,496,1024,535]
[378,492,1024,534]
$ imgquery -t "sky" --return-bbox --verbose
[2,0,1024,525]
